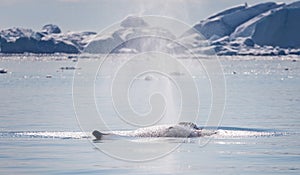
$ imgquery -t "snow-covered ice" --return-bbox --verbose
[1,1,300,56]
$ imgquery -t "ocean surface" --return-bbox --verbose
[0,55,299,175]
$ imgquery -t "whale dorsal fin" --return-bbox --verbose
[178,122,199,129]
[92,130,105,140]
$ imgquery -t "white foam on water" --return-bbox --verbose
[214,129,280,138]
[13,131,89,139]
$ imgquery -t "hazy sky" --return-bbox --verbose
[0,0,295,32]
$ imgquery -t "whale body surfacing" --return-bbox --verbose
[92,122,216,140]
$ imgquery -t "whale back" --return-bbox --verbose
[93,122,203,140]
[164,125,193,137]
[129,124,196,137]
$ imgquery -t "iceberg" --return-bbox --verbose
[0,25,96,54]
[251,2,300,48]
[186,1,300,55]
[42,24,62,34]
[185,2,283,40]
[231,1,300,48]
[84,16,176,54]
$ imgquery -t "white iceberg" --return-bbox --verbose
[188,2,283,40]
[0,24,96,54]
[187,1,300,55]
[84,16,176,54]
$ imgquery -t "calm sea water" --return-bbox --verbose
[0,55,299,174]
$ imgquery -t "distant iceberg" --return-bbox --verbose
[186,2,283,40]
[184,1,300,55]
[84,16,176,54]
[0,24,96,54]
[1,1,300,56]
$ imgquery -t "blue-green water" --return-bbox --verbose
[0,55,299,174]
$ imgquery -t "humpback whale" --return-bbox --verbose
[92,122,217,140]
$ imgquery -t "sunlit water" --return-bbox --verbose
[0,55,299,174]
